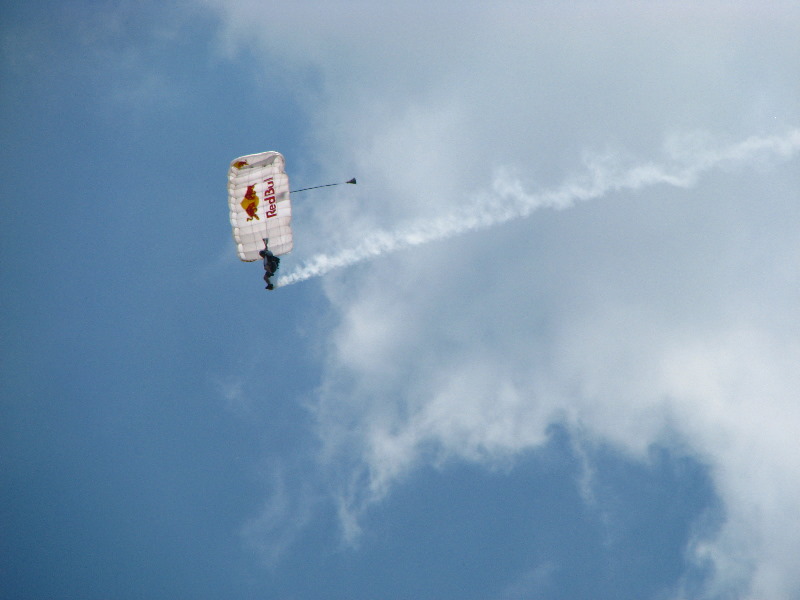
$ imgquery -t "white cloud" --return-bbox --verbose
[660,330,800,599]
[202,2,800,597]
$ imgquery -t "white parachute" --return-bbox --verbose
[227,151,292,261]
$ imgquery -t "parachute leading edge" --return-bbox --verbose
[227,151,292,261]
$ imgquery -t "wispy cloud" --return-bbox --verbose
[239,465,317,568]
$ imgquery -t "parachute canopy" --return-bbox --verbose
[227,151,292,261]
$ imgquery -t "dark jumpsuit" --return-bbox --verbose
[260,249,280,289]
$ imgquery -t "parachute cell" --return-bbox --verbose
[227,151,292,261]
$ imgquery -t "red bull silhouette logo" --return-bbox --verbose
[240,185,260,221]
[233,160,249,169]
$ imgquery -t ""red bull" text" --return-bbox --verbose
[263,177,278,219]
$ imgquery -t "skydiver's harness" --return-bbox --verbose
[260,238,280,290]
[265,254,280,274]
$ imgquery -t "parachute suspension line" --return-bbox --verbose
[290,178,357,194]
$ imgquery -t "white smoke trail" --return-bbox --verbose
[277,129,800,288]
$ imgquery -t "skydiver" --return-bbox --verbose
[259,246,280,290]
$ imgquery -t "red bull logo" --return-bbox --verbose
[240,178,279,221]
[240,185,260,221]
[233,160,249,169]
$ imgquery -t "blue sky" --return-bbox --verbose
[2,2,800,599]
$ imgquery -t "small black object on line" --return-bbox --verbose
[291,178,356,194]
